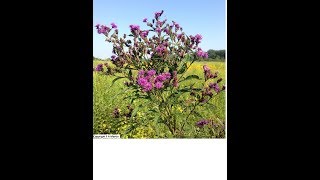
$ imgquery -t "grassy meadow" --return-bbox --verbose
[93,60,226,138]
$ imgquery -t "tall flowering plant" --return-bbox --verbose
[95,10,225,138]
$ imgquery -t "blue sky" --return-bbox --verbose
[93,0,225,59]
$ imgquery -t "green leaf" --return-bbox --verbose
[110,77,126,87]
[184,75,200,81]
[179,75,201,83]
[131,104,143,120]
[148,109,158,113]
[193,111,204,118]
[177,62,187,74]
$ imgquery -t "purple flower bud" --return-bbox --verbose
[155,11,162,19]
[209,82,217,89]
[222,85,226,91]
[164,28,170,35]
[156,21,163,27]
[195,34,203,44]
[203,65,210,72]
[129,24,140,32]
[111,22,117,29]
[143,18,148,22]
[111,55,117,61]
[196,119,210,128]
[174,23,180,29]
[95,64,103,71]
[95,24,100,29]
[140,30,149,38]
[155,27,161,33]
[217,78,223,83]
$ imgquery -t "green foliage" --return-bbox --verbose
[201,49,225,61]
[93,61,225,138]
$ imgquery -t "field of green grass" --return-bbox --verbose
[93,60,225,138]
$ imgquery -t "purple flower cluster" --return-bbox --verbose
[196,48,208,58]
[203,65,219,81]
[140,30,149,38]
[156,21,163,27]
[209,82,220,93]
[196,119,210,128]
[137,70,171,92]
[95,24,111,34]
[129,24,140,35]
[95,64,104,72]
[156,44,166,55]
[111,55,118,62]
[194,34,202,44]
[111,22,117,29]
[174,22,180,29]
[154,10,163,20]
[164,28,170,35]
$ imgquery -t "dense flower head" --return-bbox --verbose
[209,82,217,89]
[129,24,140,33]
[111,22,117,29]
[209,82,222,93]
[97,25,110,34]
[147,69,156,76]
[194,34,203,44]
[154,75,166,82]
[196,119,210,128]
[140,30,149,38]
[154,73,171,82]
[213,85,220,93]
[197,48,208,58]
[137,77,148,86]
[156,45,166,55]
[155,10,163,20]
[136,70,172,92]
[142,82,153,92]
[143,18,148,22]
[95,64,103,71]
[155,82,163,89]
